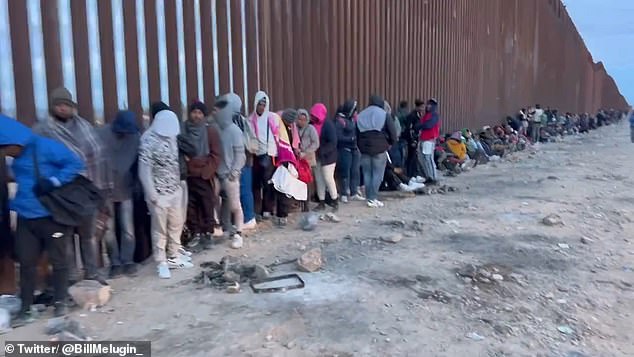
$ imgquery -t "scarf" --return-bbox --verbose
[39,115,109,190]
[182,119,209,156]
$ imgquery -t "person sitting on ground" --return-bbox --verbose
[480,127,505,157]
[380,155,425,193]
[1,114,84,320]
[446,131,468,163]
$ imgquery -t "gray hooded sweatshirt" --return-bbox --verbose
[215,93,246,178]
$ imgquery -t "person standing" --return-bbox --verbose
[311,103,339,211]
[249,91,278,219]
[297,109,320,212]
[231,109,258,230]
[215,93,247,248]
[1,114,84,319]
[335,100,363,203]
[139,109,192,279]
[531,105,544,144]
[357,95,397,208]
[99,110,140,278]
[403,100,425,179]
[34,87,109,285]
[417,98,441,185]
[181,101,221,249]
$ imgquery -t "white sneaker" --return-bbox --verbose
[408,182,426,190]
[230,234,243,249]
[367,200,379,208]
[375,200,385,207]
[341,195,349,204]
[167,257,194,269]
[243,218,257,230]
[415,176,426,183]
[178,247,192,258]
[352,193,366,201]
[157,262,171,279]
[399,183,414,192]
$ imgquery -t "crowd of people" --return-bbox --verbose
[0,86,628,323]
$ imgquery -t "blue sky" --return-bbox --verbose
[565,0,634,105]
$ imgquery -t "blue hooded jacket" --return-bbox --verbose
[0,114,84,219]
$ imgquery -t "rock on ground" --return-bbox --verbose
[68,280,112,310]
[542,214,564,226]
[381,233,403,243]
[297,248,323,272]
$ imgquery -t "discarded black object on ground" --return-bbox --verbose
[194,256,269,290]
[250,274,305,293]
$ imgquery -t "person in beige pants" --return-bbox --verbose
[139,109,193,279]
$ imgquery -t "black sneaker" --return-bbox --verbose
[109,265,124,279]
[201,233,215,250]
[314,202,326,211]
[425,179,439,186]
[186,233,202,249]
[327,200,339,212]
[123,263,138,277]
[12,311,35,327]
[53,302,68,317]
[86,276,109,286]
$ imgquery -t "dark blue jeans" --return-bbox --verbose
[336,148,361,196]
[240,165,255,223]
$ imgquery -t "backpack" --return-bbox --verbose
[233,114,258,154]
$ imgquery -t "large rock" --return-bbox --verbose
[68,280,112,310]
[297,248,323,272]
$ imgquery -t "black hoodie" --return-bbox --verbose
[335,100,358,151]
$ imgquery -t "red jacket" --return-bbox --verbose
[419,110,441,142]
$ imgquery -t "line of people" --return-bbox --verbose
[0,85,627,323]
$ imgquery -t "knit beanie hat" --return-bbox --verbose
[150,101,170,119]
[189,101,209,116]
[281,108,299,124]
[49,87,76,107]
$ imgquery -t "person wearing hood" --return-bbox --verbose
[0,114,84,320]
[335,100,363,203]
[33,87,108,285]
[385,100,405,172]
[416,98,441,185]
[446,131,468,162]
[139,109,193,279]
[403,100,425,179]
[215,93,247,247]
[311,103,339,211]
[249,91,279,219]
[356,95,397,208]
[98,110,141,278]
[296,109,320,212]
[181,101,221,250]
